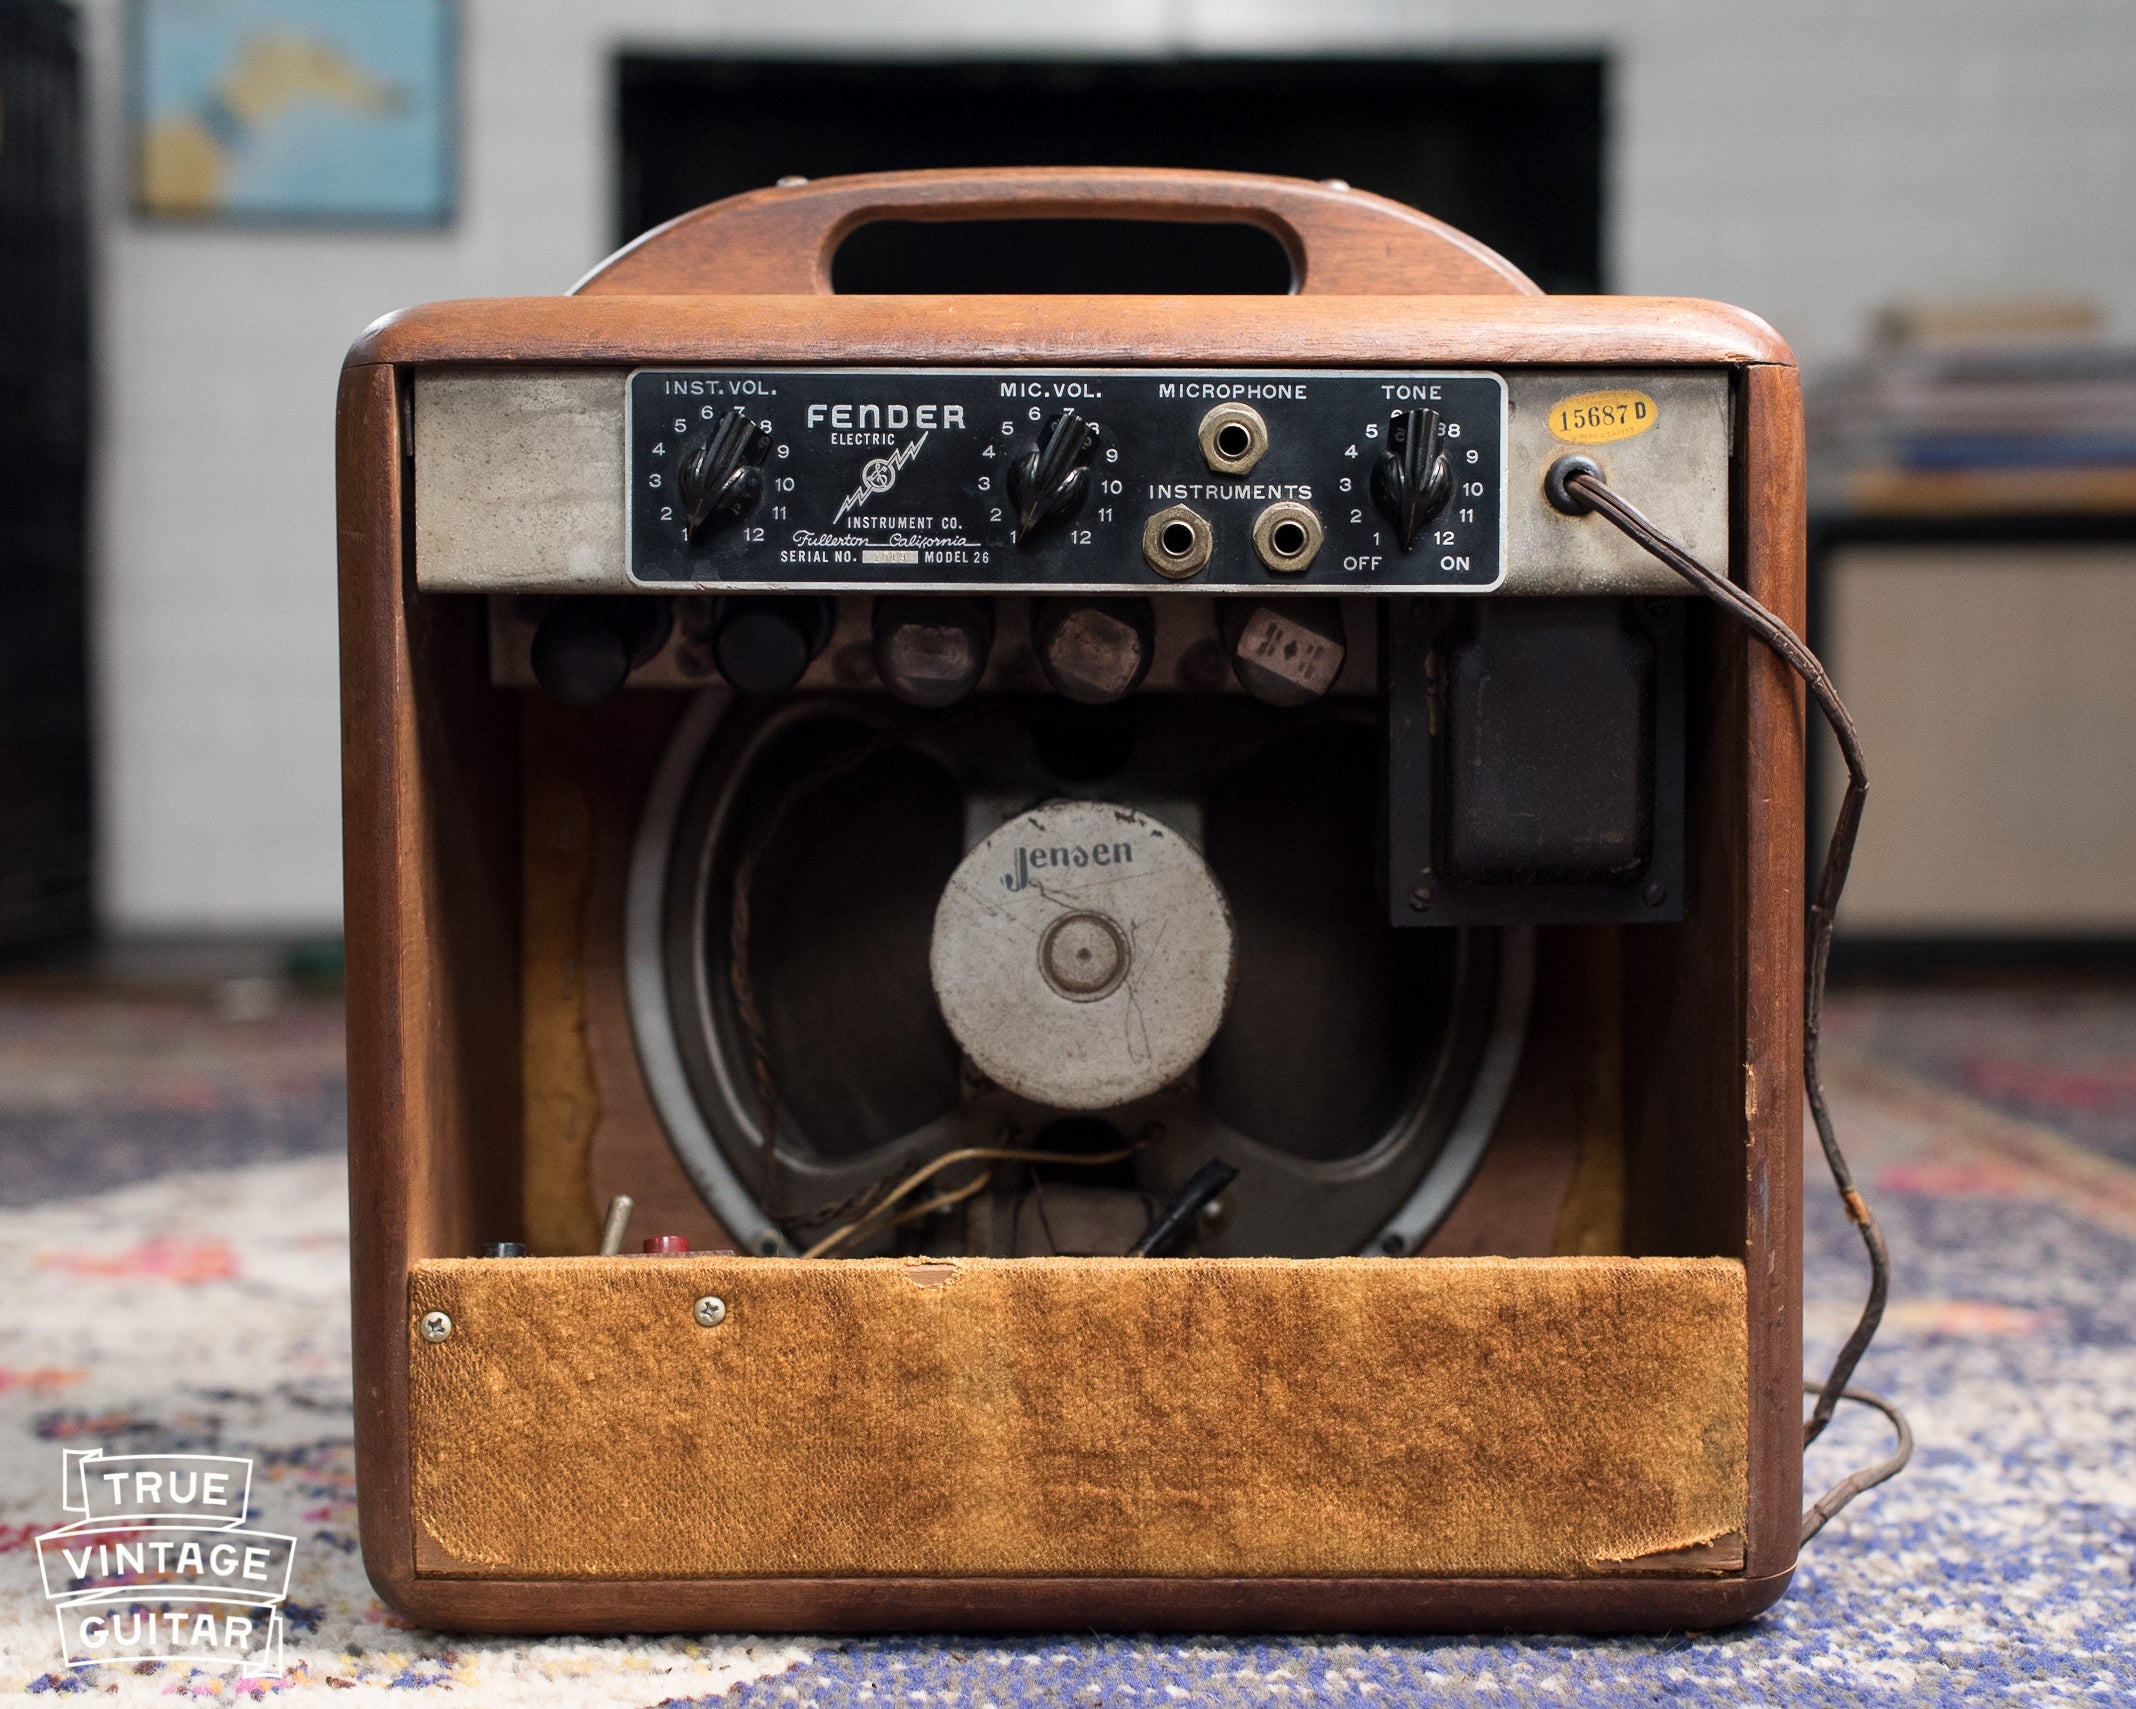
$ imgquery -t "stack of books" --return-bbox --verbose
[1808,301,2136,517]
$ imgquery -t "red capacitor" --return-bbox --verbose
[641,1234,691,1256]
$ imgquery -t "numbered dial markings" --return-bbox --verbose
[626,369,1505,590]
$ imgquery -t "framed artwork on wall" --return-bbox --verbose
[128,0,457,226]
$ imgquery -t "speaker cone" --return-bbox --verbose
[630,691,1528,1258]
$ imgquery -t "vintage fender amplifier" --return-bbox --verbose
[337,169,1815,1633]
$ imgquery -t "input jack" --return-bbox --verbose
[1143,504,1215,579]
[1197,403,1269,475]
[1251,501,1324,574]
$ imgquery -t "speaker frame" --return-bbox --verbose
[621,686,1537,1260]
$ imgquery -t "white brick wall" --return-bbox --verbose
[78,0,2136,930]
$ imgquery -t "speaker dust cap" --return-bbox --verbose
[930,802,1235,1111]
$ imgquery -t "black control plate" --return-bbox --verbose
[625,368,1506,592]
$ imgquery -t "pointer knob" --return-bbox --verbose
[679,405,772,541]
[1008,409,1102,544]
[1371,408,1454,551]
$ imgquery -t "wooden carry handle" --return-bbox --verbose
[573,167,1539,297]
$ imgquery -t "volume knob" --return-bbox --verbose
[679,405,772,541]
[1008,409,1102,543]
[1371,408,1453,551]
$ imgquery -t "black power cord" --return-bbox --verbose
[1546,454,1913,1543]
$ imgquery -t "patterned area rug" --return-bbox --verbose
[1,982,2132,1703]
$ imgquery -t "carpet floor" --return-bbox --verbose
[1,980,2132,1704]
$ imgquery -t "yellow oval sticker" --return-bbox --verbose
[1548,390,1659,445]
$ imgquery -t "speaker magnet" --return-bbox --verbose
[930,801,1235,1111]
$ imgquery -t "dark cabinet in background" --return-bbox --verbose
[616,57,1605,298]
[0,0,91,954]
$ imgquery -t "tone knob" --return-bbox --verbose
[1008,409,1102,543]
[1371,408,1453,551]
[679,405,772,541]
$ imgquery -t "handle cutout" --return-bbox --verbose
[829,218,1294,295]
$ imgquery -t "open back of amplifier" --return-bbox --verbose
[337,168,1807,1633]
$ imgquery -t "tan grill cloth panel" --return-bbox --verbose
[408,1254,1747,1580]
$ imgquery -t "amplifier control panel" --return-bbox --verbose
[625,368,1506,592]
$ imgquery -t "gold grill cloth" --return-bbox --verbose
[407,1254,1747,1580]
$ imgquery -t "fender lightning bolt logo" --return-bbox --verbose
[832,432,928,523]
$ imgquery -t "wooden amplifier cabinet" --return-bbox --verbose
[337,170,1806,1634]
